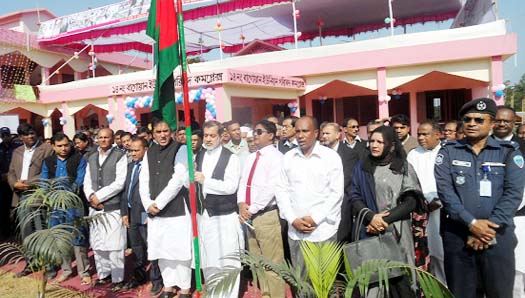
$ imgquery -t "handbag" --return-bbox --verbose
[343,208,407,284]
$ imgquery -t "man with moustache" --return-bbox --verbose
[435,98,525,298]
[407,120,446,283]
[195,120,243,298]
[120,137,162,292]
[41,132,91,284]
[278,116,298,154]
[8,123,53,277]
[84,128,128,289]
[493,106,525,154]
[238,120,285,297]
[276,116,344,280]
[140,121,191,298]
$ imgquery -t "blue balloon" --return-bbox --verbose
[495,90,504,97]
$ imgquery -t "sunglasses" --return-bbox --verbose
[348,125,359,129]
[462,116,486,125]
[254,129,267,136]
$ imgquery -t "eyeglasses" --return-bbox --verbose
[254,129,268,136]
[462,116,486,125]
[348,125,359,129]
[495,119,513,124]
[443,129,456,133]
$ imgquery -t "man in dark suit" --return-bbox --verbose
[493,106,525,154]
[120,136,162,292]
[341,117,367,158]
[278,116,298,154]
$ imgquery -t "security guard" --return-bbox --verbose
[435,98,525,298]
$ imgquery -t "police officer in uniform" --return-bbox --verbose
[435,98,525,298]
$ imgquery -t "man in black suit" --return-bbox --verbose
[341,117,367,158]
[278,116,298,154]
[320,122,359,191]
[493,106,525,154]
[120,136,162,293]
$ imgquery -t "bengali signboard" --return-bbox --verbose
[38,0,213,40]
[109,70,305,95]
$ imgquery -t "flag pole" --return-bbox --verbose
[175,0,203,296]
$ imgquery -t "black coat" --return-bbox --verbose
[120,162,145,225]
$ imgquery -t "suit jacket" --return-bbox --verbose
[120,161,145,225]
[8,141,53,207]
[402,135,419,154]
[277,139,297,154]
[336,142,360,194]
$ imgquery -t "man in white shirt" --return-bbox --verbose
[276,116,344,279]
[407,120,446,283]
[238,120,285,298]
[84,128,128,289]
[195,120,243,298]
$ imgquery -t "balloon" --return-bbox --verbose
[495,90,504,97]
[287,103,293,108]
[392,90,398,95]
[130,110,135,116]
[296,32,302,38]
[492,86,499,92]
[498,83,506,90]
[385,95,391,102]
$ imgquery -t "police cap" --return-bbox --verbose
[458,98,497,118]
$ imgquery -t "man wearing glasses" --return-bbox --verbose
[238,120,286,298]
[493,106,525,154]
[443,121,459,141]
[342,118,367,158]
[435,98,525,298]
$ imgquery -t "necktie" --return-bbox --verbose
[245,151,261,206]
[127,162,141,208]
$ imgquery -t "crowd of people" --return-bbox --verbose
[1,97,525,298]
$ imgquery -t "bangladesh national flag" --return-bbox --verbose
[147,0,179,130]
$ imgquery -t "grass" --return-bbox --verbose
[0,271,92,298]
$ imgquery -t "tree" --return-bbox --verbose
[505,73,525,112]
[0,178,109,298]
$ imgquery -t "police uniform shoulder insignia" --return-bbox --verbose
[500,140,520,150]
[435,153,444,165]
[513,155,524,168]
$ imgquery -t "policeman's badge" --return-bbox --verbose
[476,101,487,111]
[513,155,524,168]
[435,154,444,165]
[455,175,465,185]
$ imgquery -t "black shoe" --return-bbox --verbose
[15,268,32,278]
[93,275,112,287]
[159,292,175,298]
[150,282,163,295]
[123,278,144,290]
[110,281,126,292]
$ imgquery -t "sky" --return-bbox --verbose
[1,0,523,84]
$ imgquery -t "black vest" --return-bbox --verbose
[87,148,126,212]
[148,140,189,217]
[44,151,83,184]
[196,147,238,216]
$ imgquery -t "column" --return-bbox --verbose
[43,117,53,139]
[116,96,126,131]
[291,98,300,117]
[108,96,116,130]
[61,102,76,138]
[377,67,389,119]
[409,91,418,134]
[214,87,231,122]
[305,97,313,116]
[74,71,81,81]
[40,67,50,85]
[491,56,504,105]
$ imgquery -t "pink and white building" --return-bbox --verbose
[0,0,517,138]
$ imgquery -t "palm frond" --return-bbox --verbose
[23,224,78,267]
[205,265,242,297]
[345,258,452,298]
[301,241,342,298]
[207,250,314,297]
[0,242,25,265]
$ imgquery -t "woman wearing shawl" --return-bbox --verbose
[347,125,425,297]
